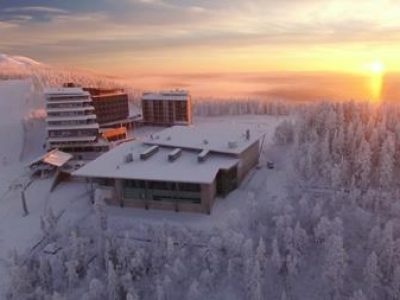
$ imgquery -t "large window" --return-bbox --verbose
[179,182,200,192]
[123,180,201,204]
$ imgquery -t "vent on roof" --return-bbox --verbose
[228,141,238,149]
[198,149,210,163]
[140,145,159,160]
[168,148,182,162]
[246,129,250,140]
[203,139,208,145]
[124,153,133,163]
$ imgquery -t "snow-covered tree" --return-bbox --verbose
[271,238,282,273]
[186,279,201,300]
[255,237,267,272]
[349,290,367,300]
[378,134,395,188]
[323,234,347,299]
[94,198,108,232]
[88,278,105,300]
[354,137,372,189]
[364,251,380,298]
[379,220,394,279]
[107,261,119,300]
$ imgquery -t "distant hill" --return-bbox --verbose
[0,53,42,68]
[0,53,136,102]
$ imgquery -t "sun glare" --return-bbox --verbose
[369,61,385,75]
[367,61,385,102]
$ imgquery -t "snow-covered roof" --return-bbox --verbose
[46,123,99,131]
[44,87,90,97]
[142,90,189,102]
[144,125,261,155]
[73,141,238,184]
[28,149,73,168]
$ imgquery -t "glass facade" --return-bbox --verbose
[122,179,201,204]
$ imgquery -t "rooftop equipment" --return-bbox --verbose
[198,149,210,163]
[168,148,182,162]
[140,145,159,160]
[124,153,133,163]
[228,141,238,149]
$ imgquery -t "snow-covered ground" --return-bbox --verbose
[0,79,287,297]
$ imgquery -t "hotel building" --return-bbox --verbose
[74,124,261,214]
[141,90,192,126]
[45,87,109,159]
[83,87,129,127]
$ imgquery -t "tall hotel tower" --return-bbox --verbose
[45,87,108,159]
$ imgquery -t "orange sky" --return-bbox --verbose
[1,0,400,99]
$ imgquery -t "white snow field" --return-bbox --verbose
[4,78,399,300]
[0,79,288,298]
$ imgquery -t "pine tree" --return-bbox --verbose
[187,279,201,300]
[94,198,108,231]
[294,222,309,254]
[391,265,400,299]
[107,261,119,300]
[378,134,395,188]
[355,138,372,189]
[248,261,263,300]
[38,256,53,293]
[364,251,380,299]
[271,238,282,273]
[65,259,79,288]
[88,278,105,300]
[349,290,367,300]
[255,237,267,273]
[379,220,394,279]
[323,234,347,299]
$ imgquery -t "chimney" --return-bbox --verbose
[246,129,250,140]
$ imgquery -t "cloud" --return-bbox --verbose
[3,6,69,14]
[1,0,400,74]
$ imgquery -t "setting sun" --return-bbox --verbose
[369,61,385,75]
[367,61,385,102]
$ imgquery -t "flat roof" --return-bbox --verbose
[73,141,238,184]
[44,87,90,96]
[28,149,73,168]
[142,90,189,102]
[144,125,261,155]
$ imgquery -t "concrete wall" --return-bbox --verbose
[237,140,260,183]
[201,180,217,214]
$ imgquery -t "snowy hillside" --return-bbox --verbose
[0,53,136,104]
[3,74,400,299]
[0,77,288,298]
[0,54,41,68]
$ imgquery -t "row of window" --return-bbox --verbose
[47,120,97,126]
[47,103,92,109]
[124,180,201,192]
[48,96,89,101]
[47,111,94,117]
[48,129,98,137]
